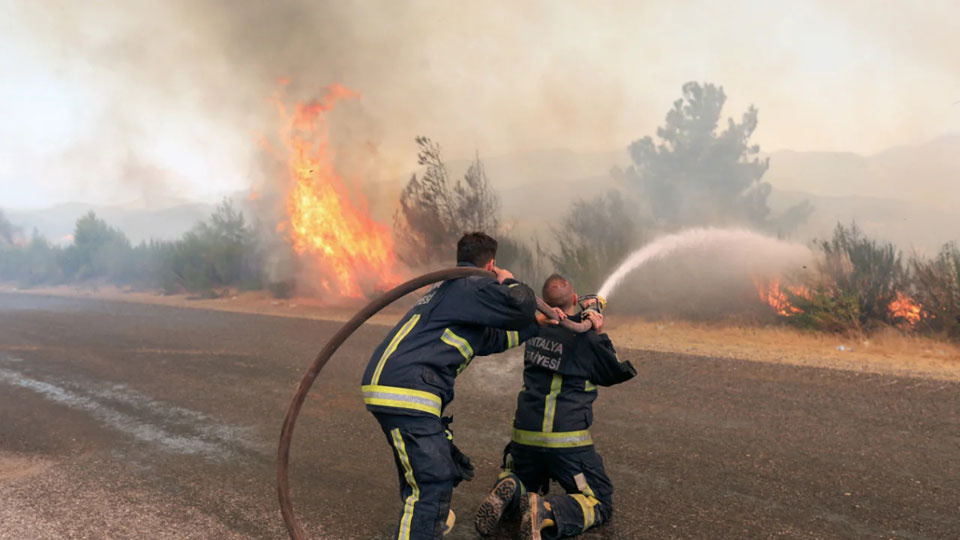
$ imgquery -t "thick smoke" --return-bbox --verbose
[6,1,647,215]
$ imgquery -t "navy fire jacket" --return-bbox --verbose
[361,264,538,418]
[511,314,636,450]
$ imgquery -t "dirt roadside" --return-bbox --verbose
[5,283,960,382]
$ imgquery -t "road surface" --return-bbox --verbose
[0,293,958,539]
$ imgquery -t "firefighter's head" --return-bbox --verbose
[457,232,498,271]
[542,273,578,315]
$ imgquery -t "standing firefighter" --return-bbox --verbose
[361,232,538,539]
[474,274,636,540]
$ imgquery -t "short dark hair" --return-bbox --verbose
[457,232,498,267]
[542,274,575,309]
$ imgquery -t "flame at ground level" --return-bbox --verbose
[755,278,925,329]
[754,278,809,316]
[889,291,923,327]
[275,84,399,298]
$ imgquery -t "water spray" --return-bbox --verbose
[277,267,591,540]
[598,227,811,300]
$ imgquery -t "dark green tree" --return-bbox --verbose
[626,81,809,231]
[63,212,133,281]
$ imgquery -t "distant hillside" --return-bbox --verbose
[6,202,216,244]
[765,134,960,206]
[768,189,960,254]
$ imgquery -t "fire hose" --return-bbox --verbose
[277,267,594,540]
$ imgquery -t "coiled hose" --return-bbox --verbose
[277,267,591,539]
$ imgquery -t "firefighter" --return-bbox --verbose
[361,232,539,539]
[474,273,637,540]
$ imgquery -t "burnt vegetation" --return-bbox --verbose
[394,136,538,278]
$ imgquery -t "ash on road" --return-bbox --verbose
[0,293,957,539]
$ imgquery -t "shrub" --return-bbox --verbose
[550,191,637,292]
[153,200,262,294]
[911,242,960,338]
[784,223,906,333]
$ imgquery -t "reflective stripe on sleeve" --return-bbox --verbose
[441,328,475,375]
[506,330,519,349]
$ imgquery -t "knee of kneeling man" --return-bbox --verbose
[595,500,614,523]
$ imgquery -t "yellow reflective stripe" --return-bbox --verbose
[571,494,598,530]
[506,331,519,349]
[584,380,597,392]
[441,328,474,375]
[511,428,593,448]
[508,283,520,288]
[542,373,563,432]
[391,428,419,540]
[362,385,442,417]
[371,314,420,385]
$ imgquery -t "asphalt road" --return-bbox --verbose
[0,293,958,539]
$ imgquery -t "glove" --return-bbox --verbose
[441,416,475,484]
[450,441,475,483]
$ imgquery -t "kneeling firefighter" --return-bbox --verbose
[474,274,637,540]
[361,232,539,539]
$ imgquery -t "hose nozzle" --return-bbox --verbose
[578,294,607,314]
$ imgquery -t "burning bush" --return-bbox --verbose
[760,223,922,334]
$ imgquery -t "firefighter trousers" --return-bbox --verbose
[374,413,460,540]
[504,442,614,539]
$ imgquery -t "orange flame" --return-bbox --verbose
[275,84,399,298]
[888,291,923,328]
[754,278,808,316]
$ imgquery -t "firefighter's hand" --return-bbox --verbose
[535,308,564,327]
[584,310,604,333]
[493,266,514,283]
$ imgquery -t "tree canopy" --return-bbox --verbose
[626,82,781,230]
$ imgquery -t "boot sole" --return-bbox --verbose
[520,493,542,540]
[475,477,518,536]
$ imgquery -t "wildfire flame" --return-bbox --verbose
[275,84,399,298]
[889,291,923,327]
[754,278,808,316]
[756,277,925,329]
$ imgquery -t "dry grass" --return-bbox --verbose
[607,318,960,381]
[7,283,960,382]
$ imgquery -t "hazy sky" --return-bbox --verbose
[1,0,957,209]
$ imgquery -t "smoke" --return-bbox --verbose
[4,1,956,267]
[4,1,641,212]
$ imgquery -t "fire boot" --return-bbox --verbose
[441,508,456,536]
[520,493,556,540]
[475,473,520,536]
